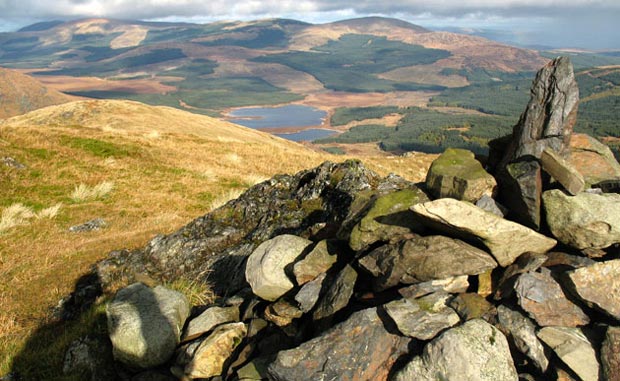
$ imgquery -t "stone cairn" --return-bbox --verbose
[66,57,620,381]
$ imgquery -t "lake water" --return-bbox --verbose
[276,129,338,142]
[228,104,327,129]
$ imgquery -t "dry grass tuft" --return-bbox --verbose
[0,203,35,233]
[243,173,269,187]
[36,203,62,219]
[224,153,242,165]
[166,278,215,307]
[71,181,114,202]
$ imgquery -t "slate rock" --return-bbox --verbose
[312,264,357,322]
[1,156,26,169]
[184,322,247,379]
[497,305,549,372]
[106,283,190,369]
[393,319,518,381]
[543,251,596,269]
[245,234,312,301]
[359,234,497,291]
[69,218,107,233]
[264,298,303,327]
[541,147,585,195]
[449,293,496,321]
[537,326,600,381]
[411,198,557,266]
[495,252,548,300]
[476,194,506,217]
[499,159,542,229]
[568,133,620,185]
[602,326,620,381]
[294,272,326,313]
[398,275,469,299]
[543,189,620,250]
[349,188,428,251]
[501,56,579,164]
[268,307,409,381]
[384,292,460,340]
[567,259,620,320]
[425,148,497,202]
[292,240,338,285]
[182,305,240,342]
[514,271,589,327]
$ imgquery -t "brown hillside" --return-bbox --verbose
[0,67,74,119]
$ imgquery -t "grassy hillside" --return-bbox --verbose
[0,68,74,119]
[0,99,437,378]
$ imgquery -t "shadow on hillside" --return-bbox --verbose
[7,272,114,381]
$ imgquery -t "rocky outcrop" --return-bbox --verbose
[76,57,620,381]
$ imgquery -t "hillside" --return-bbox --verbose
[0,99,437,376]
[0,67,74,119]
[0,17,547,116]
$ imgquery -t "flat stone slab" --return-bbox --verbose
[182,305,240,342]
[541,147,585,195]
[567,259,620,320]
[410,198,557,266]
[497,305,548,372]
[514,271,589,327]
[538,326,600,381]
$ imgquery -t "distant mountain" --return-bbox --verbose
[0,17,547,115]
[0,67,74,118]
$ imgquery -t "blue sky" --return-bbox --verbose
[0,0,618,49]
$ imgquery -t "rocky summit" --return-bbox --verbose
[60,57,620,381]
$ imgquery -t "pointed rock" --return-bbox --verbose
[359,235,497,291]
[312,264,357,323]
[268,307,410,381]
[538,326,599,381]
[543,189,620,250]
[349,188,428,251]
[106,283,190,369]
[425,148,497,202]
[245,234,312,301]
[393,319,518,381]
[499,159,542,229]
[567,259,620,320]
[410,198,556,266]
[602,326,620,381]
[384,292,460,340]
[514,271,589,327]
[497,305,549,372]
[294,272,326,313]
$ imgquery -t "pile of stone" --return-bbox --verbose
[66,57,620,381]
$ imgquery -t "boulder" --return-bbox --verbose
[602,326,620,381]
[359,235,497,291]
[245,234,312,301]
[384,292,460,340]
[543,189,620,250]
[497,305,549,372]
[106,283,190,369]
[393,319,518,381]
[514,271,589,327]
[537,327,600,381]
[566,259,620,320]
[568,133,620,185]
[182,305,240,342]
[268,307,409,381]
[292,240,339,285]
[540,147,585,195]
[349,188,428,251]
[183,322,247,379]
[410,198,557,266]
[425,148,497,202]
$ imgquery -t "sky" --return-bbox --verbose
[0,0,619,49]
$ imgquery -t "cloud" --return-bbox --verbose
[0,0,618,48]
